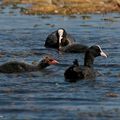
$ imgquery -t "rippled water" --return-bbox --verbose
[0,13,120,120]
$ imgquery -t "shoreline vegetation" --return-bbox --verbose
[2,0,120,15]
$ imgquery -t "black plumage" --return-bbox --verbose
[61,43,88,53]
[0,56,59,73]
[64,45,107,82]
[44,28,75,49]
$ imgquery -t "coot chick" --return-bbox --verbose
[64,45,107,82]
[0,56,59,73]
[44,28,75,50]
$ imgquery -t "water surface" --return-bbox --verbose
[0,13,120,120]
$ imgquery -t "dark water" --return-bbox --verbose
[0,12,120,120]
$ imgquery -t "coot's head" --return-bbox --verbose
[84,45,107,67]
[38,56,59,69]
[73,59,79,66]
[57,28,68,50]
[88,45,107,58]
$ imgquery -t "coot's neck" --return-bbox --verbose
[84,51,94,68]
[38,62,49,70]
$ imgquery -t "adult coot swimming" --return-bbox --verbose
[64,45,107,82]
[0,56,59,73]
[44,28,75,50]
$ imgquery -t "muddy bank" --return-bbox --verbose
[2,0,120,15]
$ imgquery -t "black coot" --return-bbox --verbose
[44,28,75,50]
[64,45,107,82]
[0,56,59,73]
